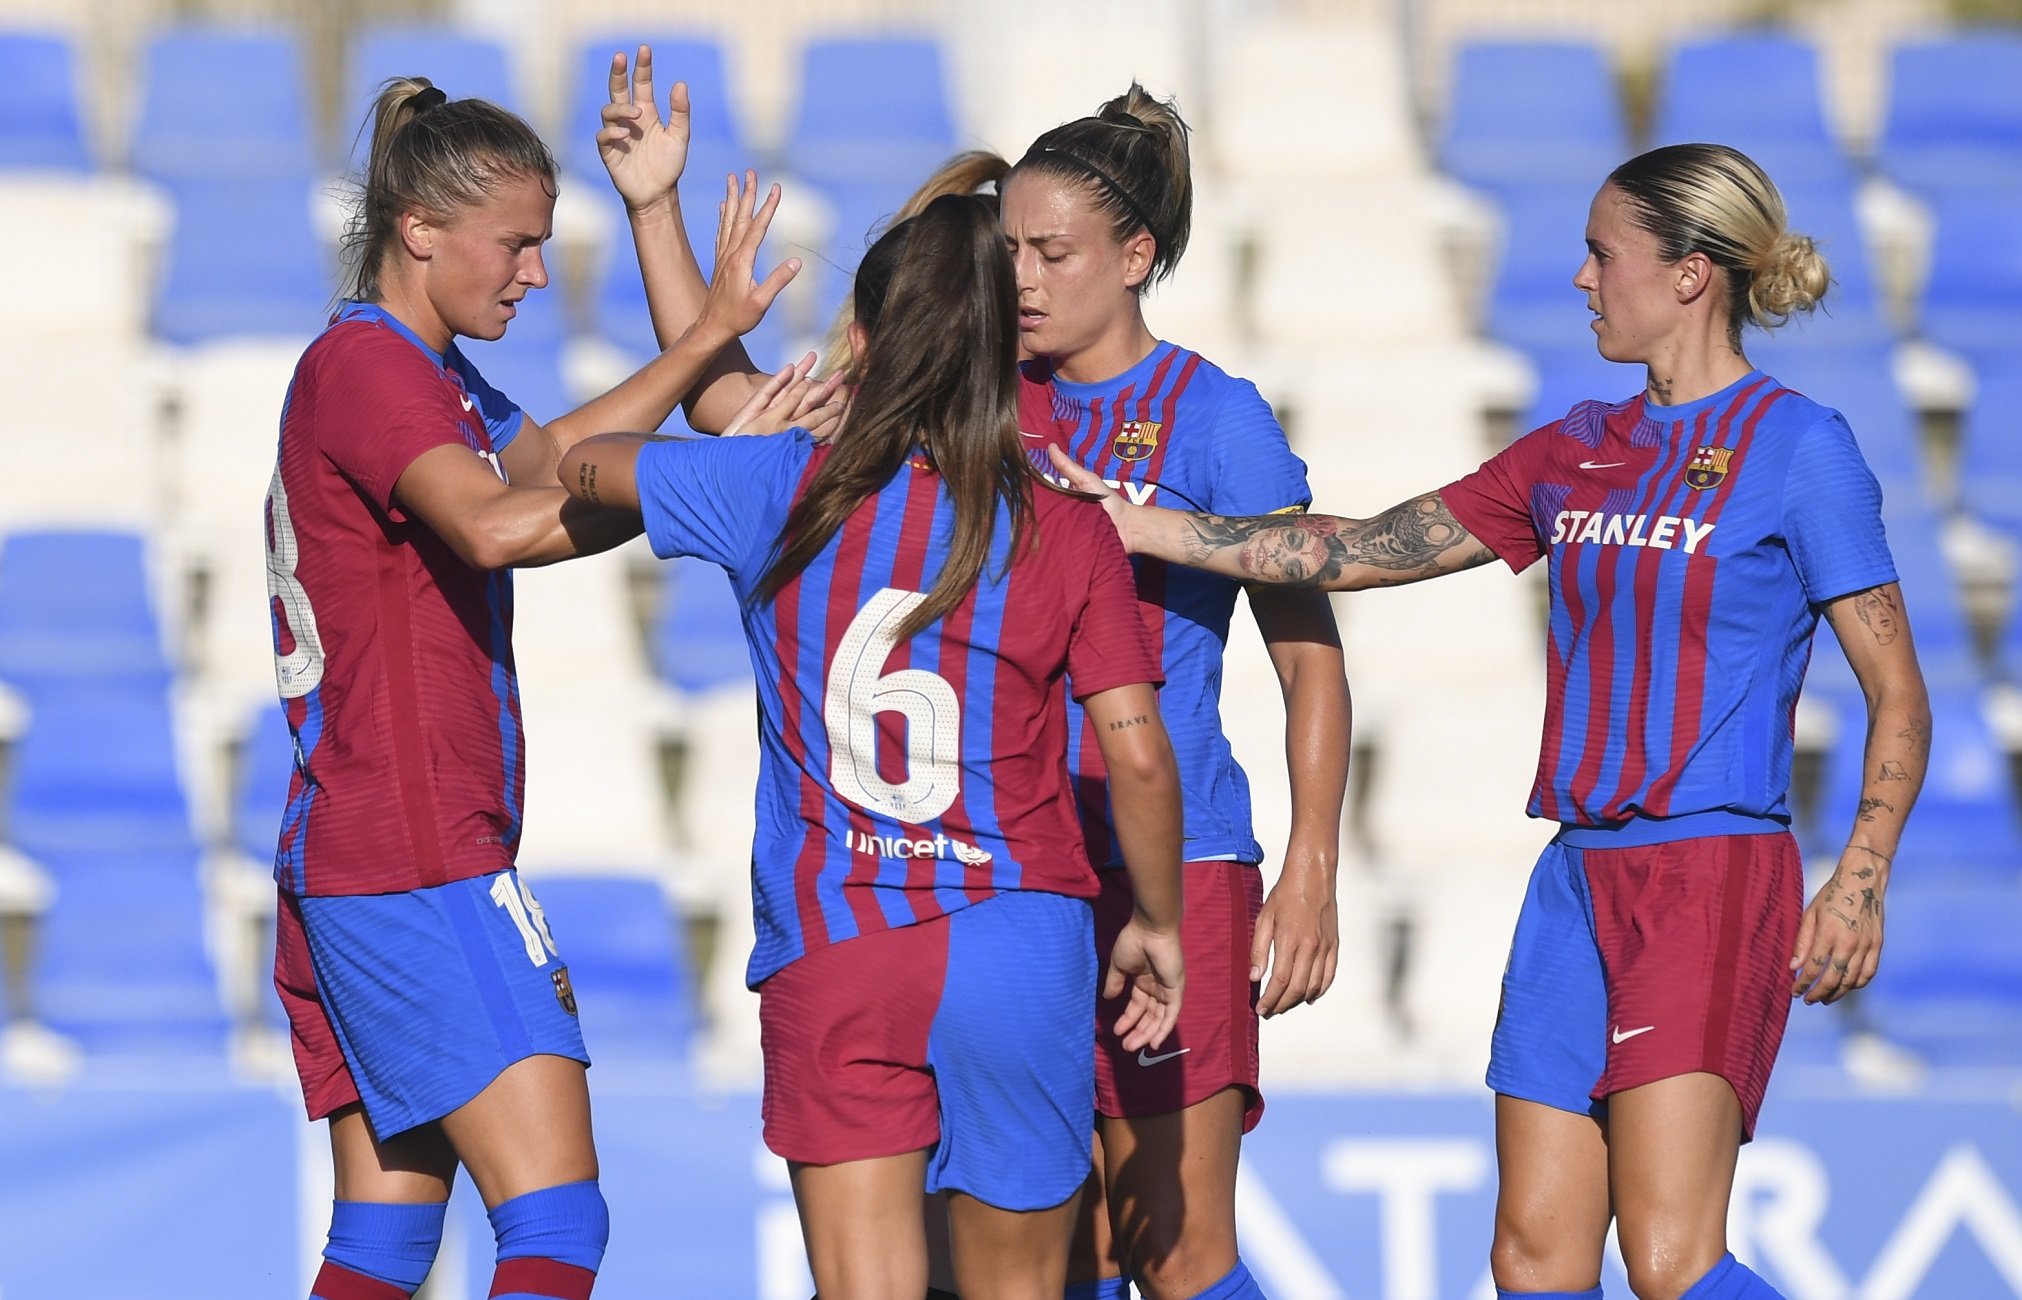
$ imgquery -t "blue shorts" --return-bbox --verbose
[296,869,590,1139]
[758,890,1096,1212]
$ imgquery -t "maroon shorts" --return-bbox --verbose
[273,888,361,1121]
[1093,861,1264,1132]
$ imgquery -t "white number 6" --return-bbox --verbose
[825,588,962,823]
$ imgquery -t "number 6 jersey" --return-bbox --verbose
[633,430,1162,986]
[267,302,527,896]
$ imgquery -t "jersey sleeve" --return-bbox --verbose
[316,337,477,513]
[1779,413,1898,605]
[634,431,812,573]
[1440,426,1551,573]
[1206,381,1311,515]
[449,348,525,452]
[1064,505,1164,700]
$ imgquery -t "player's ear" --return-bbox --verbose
[398,209,438,262]
[1674,249,1715,306]
[1120,228,1156,290]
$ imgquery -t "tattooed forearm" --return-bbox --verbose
[1856,796,1894,823]
[1851,587,1902,644]
[1898,718,1931,750]
[1878,760,1908,781]
[1173,493,1486,589]
[1107,715,1151,732]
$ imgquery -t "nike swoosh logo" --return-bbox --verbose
[1137,1046,1191,1067]
[1611,1025,1655,1044]
[1579,460,1625,470]
[460,395,475,412]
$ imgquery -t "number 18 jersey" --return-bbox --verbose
[634,431,1162,986]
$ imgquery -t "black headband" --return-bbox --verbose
[411,86,448,113]
[1026,145,1164,255]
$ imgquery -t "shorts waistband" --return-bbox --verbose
[1554,809,1789,850]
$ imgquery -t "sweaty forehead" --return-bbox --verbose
[1001,169,1108,237]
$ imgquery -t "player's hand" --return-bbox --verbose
[697,171,799,342]
[722,351,848,439]
[597,45,689,213]
[1046,445,1140,543]
[1790,847,1887,1005]
[1252,854,1339,1017]
[1105,915,1185,1053]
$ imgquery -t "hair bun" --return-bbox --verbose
[1749,231,1831,326]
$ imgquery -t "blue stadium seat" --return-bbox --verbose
[1515,346,1642,437]
[37,850,229,1057]
[1650,34,1853,190]
[1485,184,1600,352]
[1958,366,2022,540]
[1919,187,2022,364]
[1745,184,1895,353]
[0,30,89,170]
[653,558,752,696]
[592,210,789,380]
[153,174,330,345]
[564,34,744,177]
[132,27,312,181]
[1878,32,2022,195]
[1441,41,1627,191]
[523,875,694,1063]
[0,531,169,688]
[343,26,518,169]
[233,704,294,865]
[1860,881,2022,1066]
[8,683,199,860]
[1813,685,2021,879]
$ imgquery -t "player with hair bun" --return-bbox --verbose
[272,74,794,1300]
[560,189,1187,1299]
[1055,142,1932,1300]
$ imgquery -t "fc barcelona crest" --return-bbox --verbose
[552,968,578,1017]
[1683,444,1733,490]
[1113,420,1162,462]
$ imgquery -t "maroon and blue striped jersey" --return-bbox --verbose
[267,302,527,895]
[634,431,1162,985]
[1441,371,1897,841]
[1020,344,1311,865]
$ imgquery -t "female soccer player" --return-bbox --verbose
[557,192,1187,1300]
[270,78,794,1300]
[1053,143,1932,1300]
[998,87,1351,1300]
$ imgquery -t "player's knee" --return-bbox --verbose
[1620,1249,1712,1300]
[1125,1239,1239,1300]
[1489,1215,1597,1294]
[487,1178,609,1273]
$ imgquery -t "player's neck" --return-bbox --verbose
[1049,315,1158,386]
[1640,332,1752,409]
[374,277,452,356]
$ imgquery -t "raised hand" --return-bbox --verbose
[697,171,801,342]
[597,44,690,213]
[722,352,848,439]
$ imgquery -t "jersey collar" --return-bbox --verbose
[332,300,448,369]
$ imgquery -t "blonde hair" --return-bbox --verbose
[342,77,555,302]
[1606,143,1831,339]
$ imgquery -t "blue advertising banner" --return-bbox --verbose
[6,1081,2021,1298]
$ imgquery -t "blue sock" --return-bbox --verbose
[1682,1253,1783,1298]
[318,1200,445,1293]
[1495,1288,1602,1299]
[486,1180,608,1299]
[1190,1258,1265,1300]
[1066,1280,1131,1299]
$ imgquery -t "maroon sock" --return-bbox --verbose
[310,1261,411,1300]
[489,1257,597,1299]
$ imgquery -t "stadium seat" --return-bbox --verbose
[1484,183,1599,352]
[652,558,752,696]
[1859,881,2022,1066]
[0,30,88,171]
[1747,184,1895,352]
[590,207,789,375]
[955,13,1194,162]
[1960,367,2022,540]
[783,36,956,193]
[8,682,199,861]
[153,174,331,346]
[1442,40,1627,191]
[343,26,519,170]
[0,531,170,688]
[232,703,293,866]
[1918,187,2022,364]
[1517,346,1643,438]
[1813,684,2021,878]
[36,849,229,1056]
[1215,20,1421,183]
[1878,32,2022,195]
[520,874,695,1063]
[132,27,312,181]
[1649,33,1853,190]
[564,34,743,178]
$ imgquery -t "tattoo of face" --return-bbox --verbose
[1879,761,1908,782]
[1851,587,1901,644]
[578,462,600,504]
[1107,714,1150,732]
[1177,493,1476,587]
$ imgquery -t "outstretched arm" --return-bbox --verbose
[1791,583,1931,1005]
[1048,446,1492,590]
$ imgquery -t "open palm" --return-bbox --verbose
[597,45,690,212]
